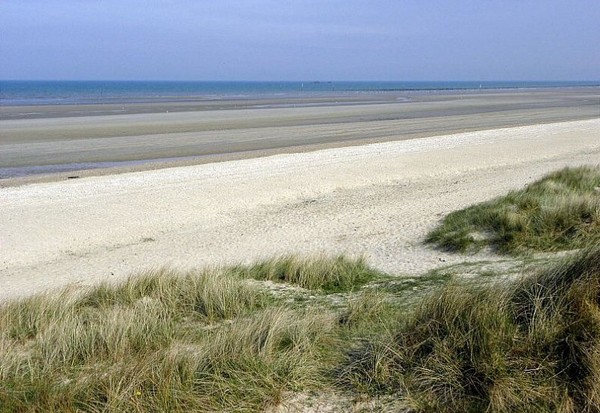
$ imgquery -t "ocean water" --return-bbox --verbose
[1,80,598,106]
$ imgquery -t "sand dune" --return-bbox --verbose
[1,118,599,301]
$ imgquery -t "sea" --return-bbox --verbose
[1,80,598,106]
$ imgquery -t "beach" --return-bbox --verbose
[4,2,600,408]
[1,104,599,300]
[1,88,598,184]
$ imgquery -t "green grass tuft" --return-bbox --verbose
[231,254,384,293]
[344,244,600,412]
[426,166,600,254]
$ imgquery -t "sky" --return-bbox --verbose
[1,0,599,81]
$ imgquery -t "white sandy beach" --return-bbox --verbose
[1,118,599,301]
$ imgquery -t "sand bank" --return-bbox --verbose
[1,119,599,301]
[1,88,598,184]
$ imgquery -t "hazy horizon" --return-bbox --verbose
[1,1,599,81]
[3,79,600,82]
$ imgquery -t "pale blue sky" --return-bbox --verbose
[1,0,599,80]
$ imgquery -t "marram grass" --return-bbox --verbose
[0,256,377,413]
[231,254,384,292]
[3,246,600,411]
[343,245,600,413]
[426,166,600,254]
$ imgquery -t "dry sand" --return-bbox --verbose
[1,118,599,301]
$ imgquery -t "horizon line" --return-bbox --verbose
[2,79,600,83]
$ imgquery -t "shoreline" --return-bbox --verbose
[1,115,597,188]
[1,88,599,186]
[1,86,598,120]
[1,118,599,301]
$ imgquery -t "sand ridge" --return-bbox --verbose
[1,119,599,301]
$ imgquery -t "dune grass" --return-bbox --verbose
[0,257,379,413]
[426,166,600,254]
[3,191,600,412]
[343,244,600,412]
[231,254,384,293]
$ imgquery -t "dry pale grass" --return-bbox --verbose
[4,235,600,411]
[0,258,371,413]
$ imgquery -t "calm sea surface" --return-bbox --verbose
[1,80,598,106]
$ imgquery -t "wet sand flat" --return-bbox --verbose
[1,88,598,184]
